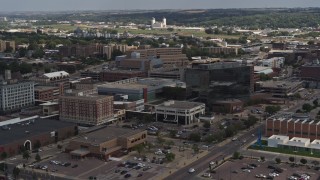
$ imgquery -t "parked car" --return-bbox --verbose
[120,170,128,175]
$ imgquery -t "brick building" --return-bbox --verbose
[66,126,147,159]
[266,115,320,141]
[34,86,60,102]
[301,63,320,81]
[59,95,114,125]
[126,48,189,68]
[0,40,15,52]
[100,70,146,82]
[0,118,76,157]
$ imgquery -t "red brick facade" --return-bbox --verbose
[266,118,320,140]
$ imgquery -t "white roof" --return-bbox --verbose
[43,71,69,78]
[268,135,289,141]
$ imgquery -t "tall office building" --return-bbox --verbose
[185,61,254,107]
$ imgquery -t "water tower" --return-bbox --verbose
[162,17,167,27]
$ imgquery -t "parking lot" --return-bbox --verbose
[31,151,173,180]
[200,158,320,180]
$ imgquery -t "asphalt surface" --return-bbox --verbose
[164,124,265,180]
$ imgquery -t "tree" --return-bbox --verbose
[167,28,174,32]
[313,99,319,107]
[44,67,51,73]
[205,28,214,34]
[300,158,307,165]
[22,151,30,161]
[289,156,295,164]
[311,160,319,167]
[111,49,124,60]
[33,140,41,150]
[0,162,7,172]
[134,144,145,155]
[169,130,177,138]
[204,135,215,143]
[165,140,174,148]
[192,144,199,154]
[157,135,166,146]
[233,152,240,159]
[203,121,211,129]
[35,153,41,162]
[165,153,175,162]
[275,158,281,164]
[265,105,281,115]
[302,103,313,112]
[1,152,7,160]
[12,167,20,179]
[189,133,201,142]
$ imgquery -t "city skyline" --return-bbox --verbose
[0,0,320,12]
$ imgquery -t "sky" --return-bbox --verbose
[0,0,320,12]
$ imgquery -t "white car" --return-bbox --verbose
[188,168,195,173]
[202,173,211,178]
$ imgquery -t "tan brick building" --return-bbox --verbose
[126,48,189,68]
[66,127,147,159]
[59,95,114,125]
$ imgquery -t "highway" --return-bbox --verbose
[164,123,265,180]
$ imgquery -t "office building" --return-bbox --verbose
[97,78,185,102]
[185,61,254,107]
[126,48,189,68]
[0,79,34,115]
[155,100,205,125]
[59,95,114,126]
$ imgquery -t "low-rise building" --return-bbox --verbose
[267,135,320,153]
[0,117,76,157]
[265,114,320,141]
[155,100,205,125]
[256,80,303,98]
[66,126,147,159]
[212,99,243,113]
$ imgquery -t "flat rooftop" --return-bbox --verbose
[61,94,111,101]
[72,126,146,144]
[157,100,205,109]
[34,86,58,90]
[0,119,75,145]
[259,80,302,88]
[269,135,289,140]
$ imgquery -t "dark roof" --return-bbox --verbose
[73,126,146,145]
[0,119,75,145]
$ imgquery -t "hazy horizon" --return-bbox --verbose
[0,0,320,12]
